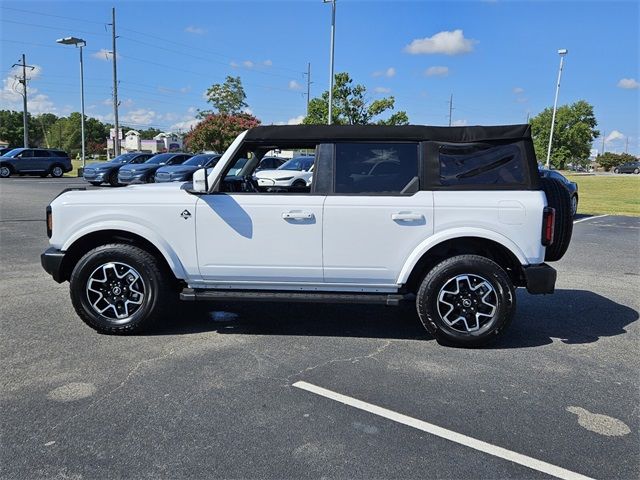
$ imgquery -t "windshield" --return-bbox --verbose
[184,154,216,167]
[3,148,23,158]
[110,153,137,164]
[167,155,189,166]
[145,154,174,165]
[278,157,314,171]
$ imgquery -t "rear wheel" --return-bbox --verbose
[416,255,515,347]
[570,194,578,217]
[69,244,174,334]
[51,165,64,178]
[0,166,12,178]
[634,168,639,174]
[540,176,573,261]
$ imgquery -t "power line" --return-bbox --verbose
[0,6,106,25]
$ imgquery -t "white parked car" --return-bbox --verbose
[254,156,314,189]
[41,125,573,346]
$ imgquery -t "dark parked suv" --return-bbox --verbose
[83,152,154,186]
[0,148,72,178]
[613,161,640,174]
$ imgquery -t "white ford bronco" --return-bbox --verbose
[42,125,573,346]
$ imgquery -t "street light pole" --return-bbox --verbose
[324,0,336,125]
[546,48,568,169]
[57,36,87,172]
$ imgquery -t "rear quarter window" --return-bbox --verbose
[438,143,525,187]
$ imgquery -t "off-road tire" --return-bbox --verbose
[108,170,120,187]
[416,255,515,347]
[540,176,573,261]
[70,243,174,334]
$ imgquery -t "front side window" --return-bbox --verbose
[334,143,419,194]
[439,143,525,186]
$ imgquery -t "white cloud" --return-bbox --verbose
[288,80,303,90]
[424,66,449,77]
[373,67,396,78]
[91,49,119,61]
[170,118,200,131]
[287,115,305,125]
[0,65,56,114]
[275,115,306,126]
[373,86,392,94]
[185,25,206,35]
[513,87,525,94]
[404,29,477,55]
[263,59,273,67]
[122,108,157,125]
[617,78,639,89]
[242,60,254,68]
[230,61,239,68]
[605,130,625,144]
[452,119,468,126]
[243,107,254,115]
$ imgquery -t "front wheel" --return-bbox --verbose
[613,168,619,174]
[571,194,578,217]
[70,244,174,334]
[416,255,516,347]
[108,170,120,187]
[0,166,11,178]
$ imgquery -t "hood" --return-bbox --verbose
[119,163,159,172]
[51,181,187,206]
[85,161,116,170]
[156,165,198,175]
[255,169,303,179]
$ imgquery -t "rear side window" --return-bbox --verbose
[334,143,419,194]
[52,150,68,157]
[35,150,51,157]
[438,143,525,187]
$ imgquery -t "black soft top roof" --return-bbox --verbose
[244,124,531,143]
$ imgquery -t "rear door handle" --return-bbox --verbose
[391,212,424,222]
[282,211,313,220]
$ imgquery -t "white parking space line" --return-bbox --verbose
[293,381,595,480]
[574,214,608,224]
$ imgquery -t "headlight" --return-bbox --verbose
[275,176,294,181]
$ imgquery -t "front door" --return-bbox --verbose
[195,193,325,286]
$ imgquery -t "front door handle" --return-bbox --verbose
[282,211,313,220]
[392,212,424,222]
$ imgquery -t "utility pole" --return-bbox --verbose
[625,137,629,153]
[324,0,336,125]
[601,131,605,155]
[110,7,120,156]
[304,62,312,115]
[526,111,530,123]
[545,49,568,168]
[448,94,453,126]
[12,54,35,148]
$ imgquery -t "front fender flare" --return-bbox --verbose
[396,227,528,285]
[61,220,187,280]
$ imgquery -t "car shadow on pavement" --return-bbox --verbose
[148,289,637,348]
[494,288,638,349]
[151,302,429,340]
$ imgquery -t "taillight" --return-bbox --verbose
[46,206,52,238]
[542,207,555,246]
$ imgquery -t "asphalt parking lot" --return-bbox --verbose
[1,177,638,480]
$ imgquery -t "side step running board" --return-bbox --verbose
[180,288,413,306]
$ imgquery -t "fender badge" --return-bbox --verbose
[180,209,192,220]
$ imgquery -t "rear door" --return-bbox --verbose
[33,149,52,171]
[322,142,433,285]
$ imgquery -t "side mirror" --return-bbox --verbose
[192,167,209,193]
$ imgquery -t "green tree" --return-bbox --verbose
[596,152,636,171]
[529,100,599,169]
[34,113,58,148]
[48,113,110,155]
[200,76,248,117]
[0,110,41,148]
[184,113,260,153]
[139,127,163,139]
[303,72,409,125]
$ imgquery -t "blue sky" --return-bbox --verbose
[1,0,638,154]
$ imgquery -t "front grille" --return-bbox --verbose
[84,168,95,175]
[119,171,133,179]
[156,172,170,180]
